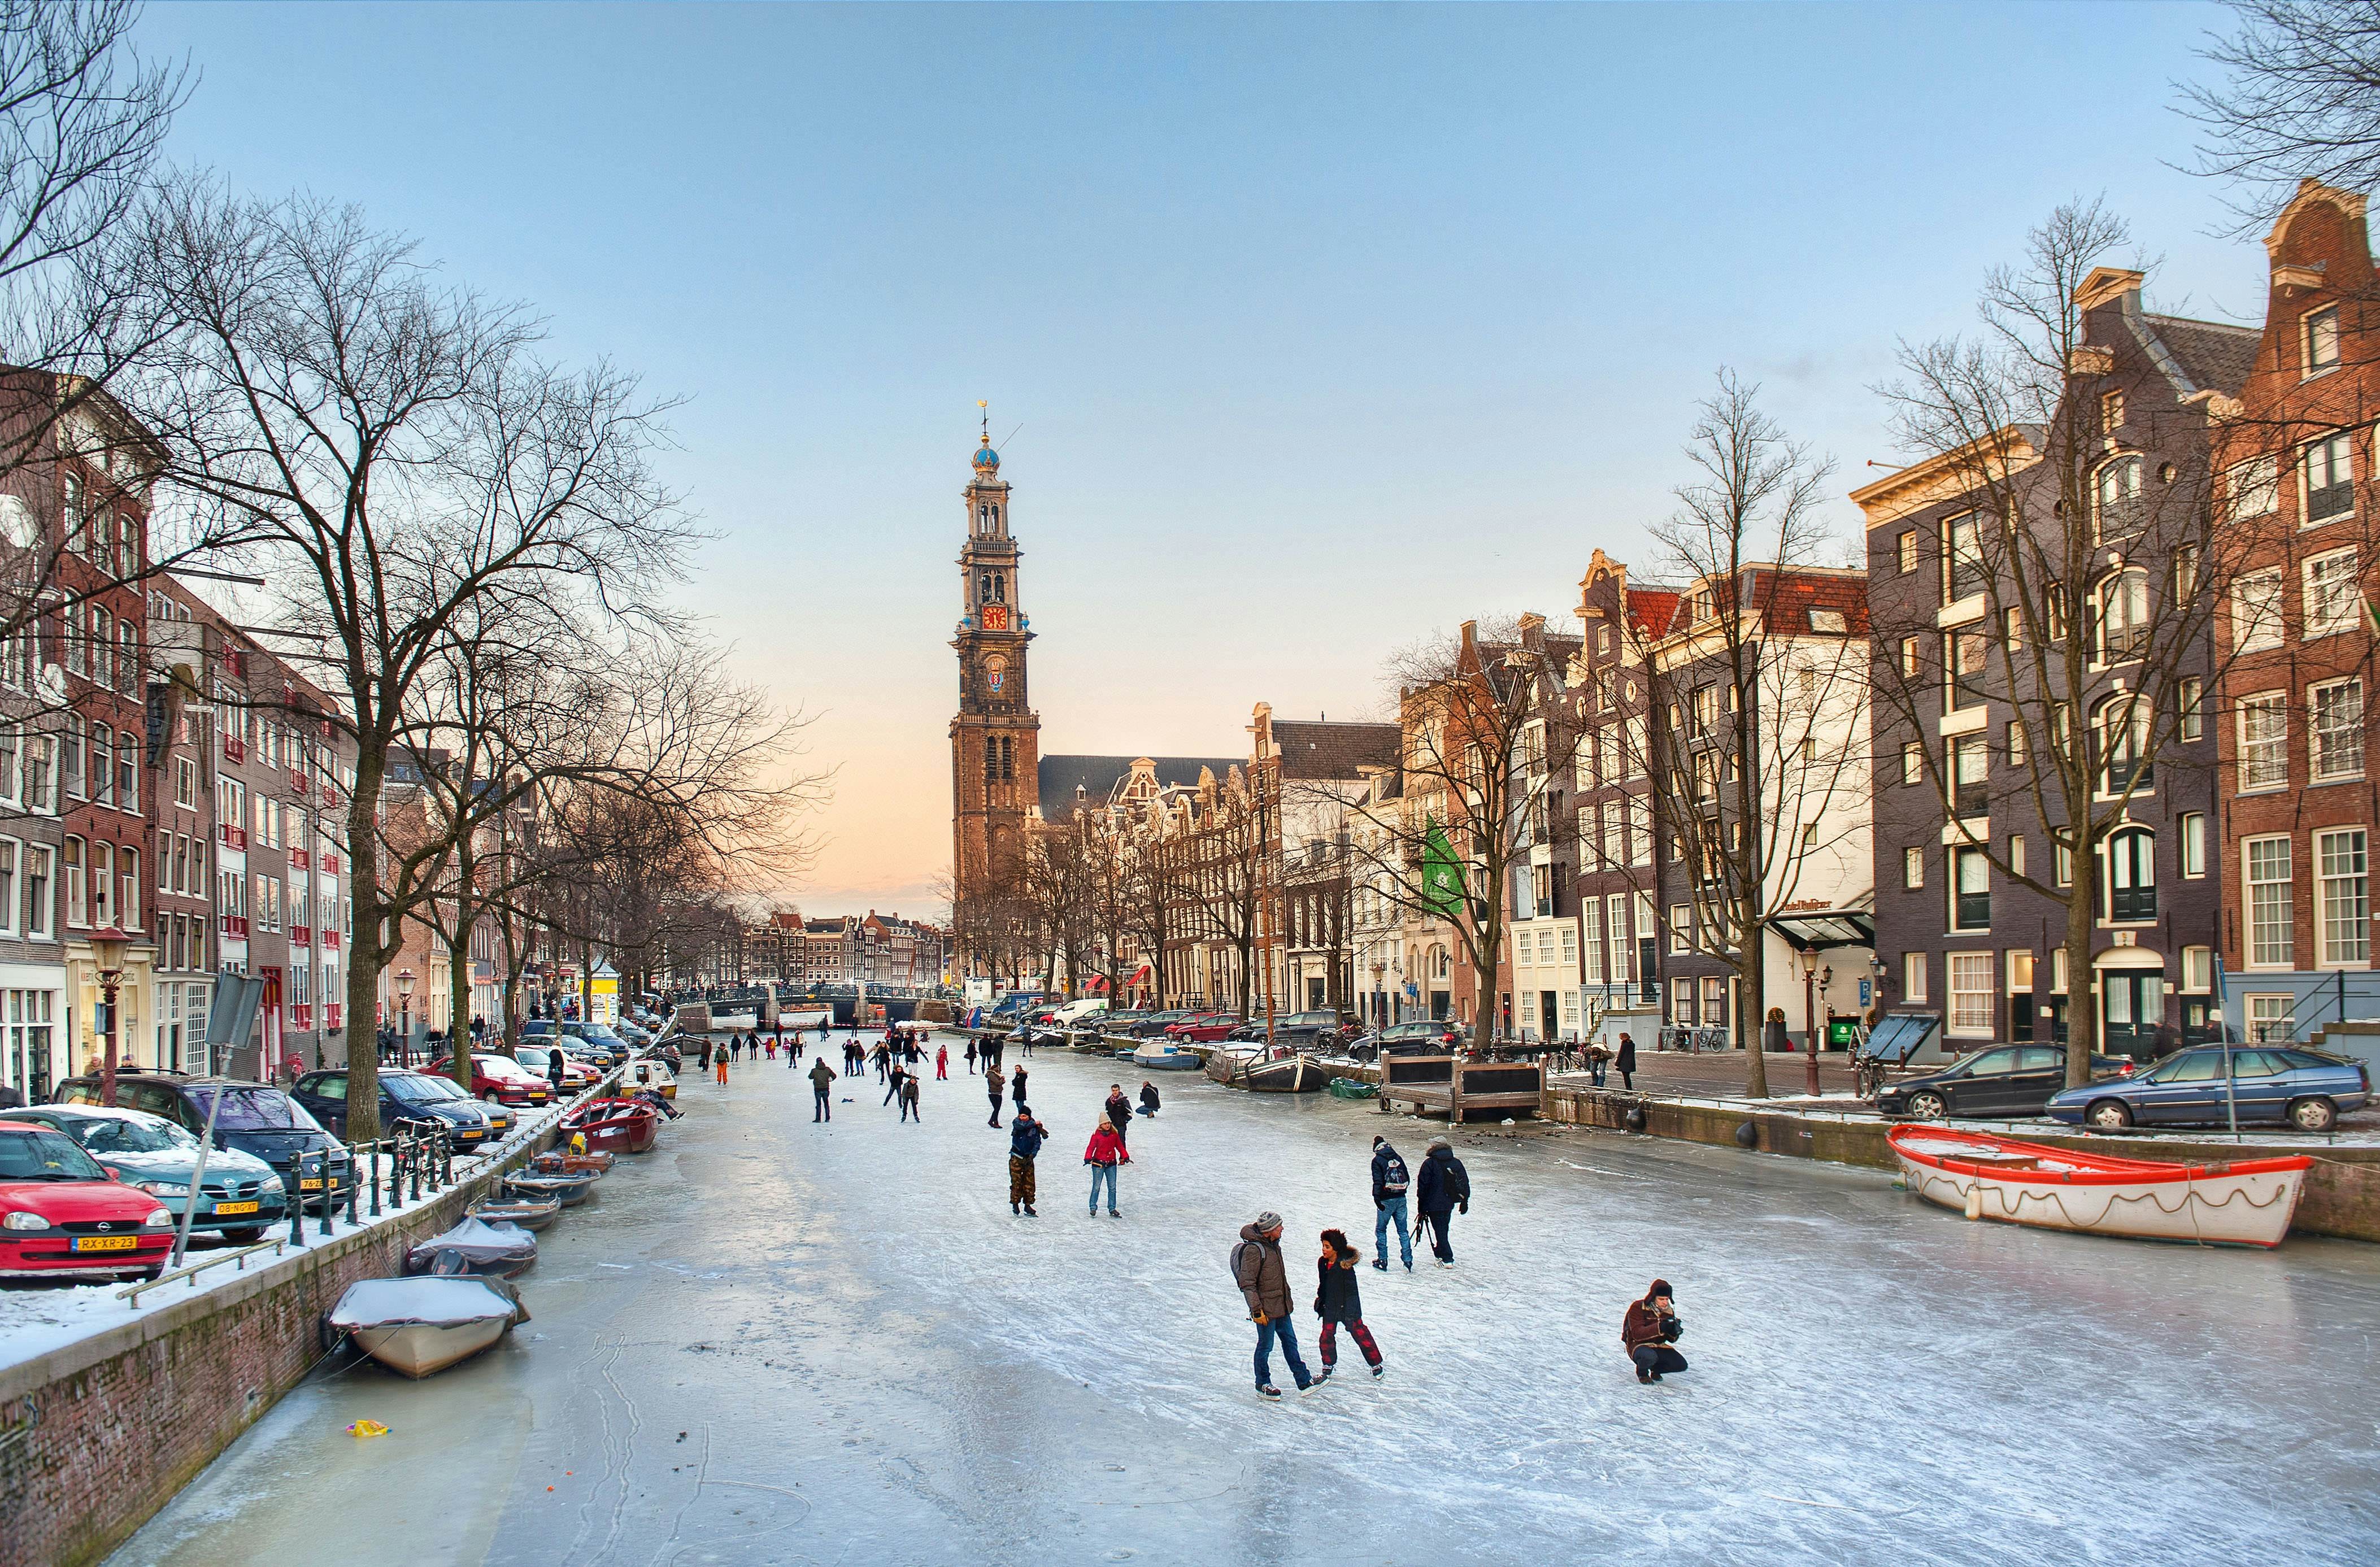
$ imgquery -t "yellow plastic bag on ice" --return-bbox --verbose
[345,1420,390,1438]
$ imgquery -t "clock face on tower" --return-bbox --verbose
[981,605,1009,631]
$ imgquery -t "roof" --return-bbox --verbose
[1268,720,1400,781]
[1755,568,1869,637]
[1038,754,1239,811]
[2143,314,2259,399]
[1626,588,1680,638]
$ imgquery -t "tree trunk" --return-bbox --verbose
[2064,851,2099,1089]
[341,748,391,1141]
[450,924,472,1064]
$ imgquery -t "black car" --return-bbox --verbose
[1225,1011,1350,1048]
[292,1069,493,1149]
[1128,1011,1194,1038]
[55,1072,355,1208]
[1874,1045,2138,1121]
[1346,1019,1464,1063]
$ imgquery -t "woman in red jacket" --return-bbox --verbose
[1084,1120,1129,1218]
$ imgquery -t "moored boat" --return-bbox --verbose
[532,1150,615,1177]
[1887,1125,2313,1248]
[1132,1042,1201,1071]
[404,1217,537,1278]
[469,1196,560,1231]
[328,1276,530,1378]
[560,1096,660,1154]
[1237,1044,1329,1094]
[505,1170,597,1207]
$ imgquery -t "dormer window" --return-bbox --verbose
[2305,304,2340,376]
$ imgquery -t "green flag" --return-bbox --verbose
[1420,820,1466,918]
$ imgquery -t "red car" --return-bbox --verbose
[428,1052,554,1109]
[1168,1013,1245,1043]
[0,1119,176,1282]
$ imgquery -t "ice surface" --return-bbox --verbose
[107,1037,2380,1566]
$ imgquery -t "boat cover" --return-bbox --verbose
[329,1275,530,1331]
[404,1218,537,1274]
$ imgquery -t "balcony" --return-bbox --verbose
[219,824,246,851]
[222,736,245,764]
[291,925,312,946]
[220,914,249,939]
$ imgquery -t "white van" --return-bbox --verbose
[1051,998,1109,1026]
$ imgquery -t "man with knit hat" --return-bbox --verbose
[1622,1279,1687,1383]
[1233,1209,1322,1399]
[1369,1135,1413,1272]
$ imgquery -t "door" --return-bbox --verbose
[2133,1050,2224,1124]
[2004,1046,2067,1115]
[2099,971,2164,1059]
[1947,1048,2024,1115]
[302,1072,349,1135]
[2226,1048,2293,1122]
[1540,991,1559,1042]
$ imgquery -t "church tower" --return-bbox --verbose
[950,408,1041,931]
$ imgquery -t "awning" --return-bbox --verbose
[1130,964,1152,985]
[1765,909,1876,950]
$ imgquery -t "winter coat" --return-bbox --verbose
[1011,1070,1029,1104]
[1416,1146,1468,1215]
[1139,1084,1160,1112]
[1622,1296,1682,1353]
[1370,1143,1411,1205]
[1312,1246,1364,1324]
[1615,1036,1638,1072]
[1084,1123,1128,1166]
[899,1078,919,1105]
[985,1068,1006,1098]
[1234,1224,1291,1320]
[1104,1093,1133,1132]
[1009,1117,1046,1159]
[808,1060,834,1091]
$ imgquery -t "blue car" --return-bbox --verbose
[2044,1046,2373,1133]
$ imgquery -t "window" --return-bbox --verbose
[2178,677,2203,743]
[2248,994,2295,1043]
[2173,543,2200,603]
[62,837,83,926]
[1952,846,1990,930]
[0,725,14,806]
[1582,901,1603,983]
[1944,512,1984,601]
[2304,432,2355,523]
[1610,894,1634,983]
[2055,837,2074,888]
[1668,904,1690,955]
[2095,696,2150,795]
[2304,549,2360,637]
[1899,637,1920,679]
[2181,946,2213,993]
[88,610,108,687]
[2095,456,2143,538]
[24,734,50,813]
[1904,951,1928,1003]
[2009,834,2026,878]
[1947,632,1986,711]
[2005,721,2027,768]
[118,729,136,812]
[2305,304,2341,375]
[2233,568,2284,654]
[1700,976,1728,1029]
[120,847,138,931]
[2317,828,2370,965]
[2100,389,2126,434]
[1953,734,1988,817]
[89,841,111,927]
[2181,813,2206,878]
[2008,950,2034,993]
[2228,454,2280,520]
[1896,530,1916,574]
[2239,691,2289,791]
[174,758,195,809]
[24,846,49,938]
[2095,571,2149,663]
[1948,953,1994,1035]
[2107,827,2156,923]
[2312,679,2365,781]
[1672,976,1695,1024]
[88,723,110,807]
[0,839,13,938]
[2246,837,2293,967]
[1629,798,1651,868]
[1902,741,1922,786]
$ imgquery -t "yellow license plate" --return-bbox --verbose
[214,1200,260,1216]
[73,1235,138,1252]
[298,1178,324,1191]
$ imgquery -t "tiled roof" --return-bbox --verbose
[2145,314,2259,398]
[1756,569,1869,636]
[1626,589,1680,638]
[1268,720,1400,781]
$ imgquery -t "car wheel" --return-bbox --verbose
[2086,1099,2134,1130]
[1907,1091,1948,1120]
[225,1226,266,1245]
[479,1090,495,1103]
[2288,1096,2338,1133]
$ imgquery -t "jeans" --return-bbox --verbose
[813,1088,830,1122]
[1632,1344,1689,1378]
[1423,1209,1454,1263]
[899,1095,919,1122]
[1375,1195,1412,1267]
[987,1096,1003,1127]
[1590,1062,1607,1086]
[1088,1162,1118,1213]
[1254,1312,1312,1390]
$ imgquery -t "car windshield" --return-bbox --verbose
[407,1074,469,1101]
[0,1127,109,1180]
[478,1055,534,1081]
[186,1087,327,1133]
[67,1115,197,1155]
[383,1076,447,1103]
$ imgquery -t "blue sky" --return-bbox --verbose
[136,1,2259,917]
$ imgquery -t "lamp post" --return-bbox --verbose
[396,967,416,1066]
[92,926,129,1109]
[1798,945,1821,1100]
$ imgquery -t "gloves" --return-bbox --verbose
[1459,1201,1469,1215]
[1251,1311,1268,1324]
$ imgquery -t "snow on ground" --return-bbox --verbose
[108,1033,2380,1567]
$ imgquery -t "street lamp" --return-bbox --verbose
[1797,945,1821,1100]
[396,968,416,1064]
[92,926,129,1109]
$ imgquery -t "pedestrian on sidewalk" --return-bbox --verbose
[1008,1106,1044,1215]
[1103,1083,1133,1148]
[1622,1279,1687,1383]
[1415,1135,1468,1267]
[1084,1118,1128,1216]
[1233,1212,1317,1399]
[985,1065,1006,1128]
[809,1056,835,1121]
[1370,1135,1413,1271]
[1011,1065,1029,1108]
[936,1043,949,1080]
[966,1038,978,1075]
[899,1074,921,1122]
[1586,1042,1610,1087]
[1313,1229,1383,1378]
[1137,1081,1160,1118]
[1616,1031,1637,1091]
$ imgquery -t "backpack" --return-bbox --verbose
[1380,1153,1409,1195]
[1443,1156,1471,1205]
[1228,1239,1256,1285]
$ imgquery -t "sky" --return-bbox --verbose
[130,1,2266,921]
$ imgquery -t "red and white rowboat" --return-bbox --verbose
[1887,1125,2313,1248]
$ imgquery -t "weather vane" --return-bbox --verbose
[978,399,988,446]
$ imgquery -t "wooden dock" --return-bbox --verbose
[1378,1055,1544,1121]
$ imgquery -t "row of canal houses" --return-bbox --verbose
[1470,182,2376,1056]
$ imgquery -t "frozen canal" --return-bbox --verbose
[111,1035,2380,1566]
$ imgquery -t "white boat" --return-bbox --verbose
[328,1276,530,1378]
[1887,1126,2314,1248]
[1132,1042,1202,1071]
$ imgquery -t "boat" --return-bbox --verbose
[1327,1077,1378,1100]
[531,1149,615,1177]
[560,1096,661,1154]
[327,1276,530,1378]
[1204,1044,1259,1084]
[626,1061,677,1100]
[1886,1125,2314,1248]
[1131,1042,1202,1072]
[403,1217,538,1278]
[1235,1044,1330,1094]
[504,1170,597,1207]
[469,1196,560,1231]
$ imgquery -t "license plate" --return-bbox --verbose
[73,1235,138,1252]
[214,1200,260,1216]
[299,1178,324,1191]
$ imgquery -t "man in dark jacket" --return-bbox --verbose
[546,1047,568,1098]
[1137,1081,1160,1117]
[1414,1136,1468,1267]
[1369,1135,1413,1272]
[1234,1211,1319,1398]
[1622,1279,1687,1383]
[1008,1107,1045,1215]
[985,1065,1006,1128]
[1103,1084,1133,1147]
[808,1056,836,1122]
[1615,1031,1638,1090]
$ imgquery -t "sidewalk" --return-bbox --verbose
[1554,1047,1862,1100]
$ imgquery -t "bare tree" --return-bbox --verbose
[2185,2,2380,228]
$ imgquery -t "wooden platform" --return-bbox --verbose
[1378,1055,1543,1121]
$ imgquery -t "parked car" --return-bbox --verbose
[613,1019,654,1047]
[1128,1010,1194,1038]
[0,1120,176,1281]
[1874,1046,2136,1121]
[427,1052,554,1109]
[2,1105,286,1243]
[1095,1010,1152,1034]
[1168,1013,1245,1043]
[1347,1019,1464,1063]
[1225,1010,1350,1047]
[518,1018,629,1067]
[291,1069,495,1151]
[406,1069,514,1138]
[54,1073,355,1210]
[2045,1046,2373,1132]
[1050,998,1109,1026]
[512,1043,601,1094]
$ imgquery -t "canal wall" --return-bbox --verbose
[0,1125,566,1567]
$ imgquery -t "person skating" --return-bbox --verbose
[965,1038,978,1075]
[729,1035,741,1062]
[1415,1135,1468,1267]
[1011,1065,1029,1108]
[1313,1229,1383,1378]
[1615,1031,1637,1091]
[936,1043,949,1080]
[1103,1083,1133,1148]
[1622,1279,1687,1383]
[808,1055,835,1121]
[884,1060,910,1108]
[985,1065,1006,1128]
[714,1050,729,1086]
[1008,1106,1045,1215]
[1370,1135,1413,1271]
[1233,1211,1319,1398]
[898,1073,921,1122]
[1084,1117,1128,1216]
[787,1037,799,1069]
[1137,1081,1160,1118]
